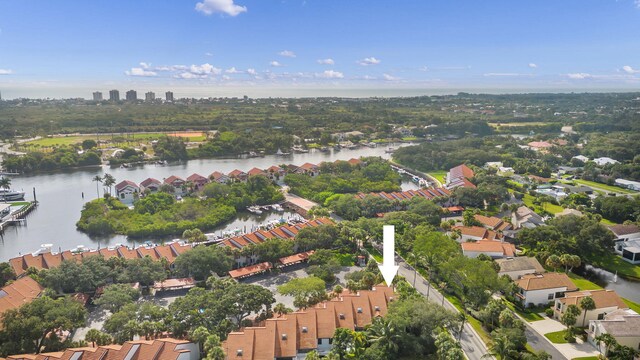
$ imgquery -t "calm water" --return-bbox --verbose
[0,144,412,261]
[582,265,640,300]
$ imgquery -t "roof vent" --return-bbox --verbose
[339,313,345,319]
[236,349,243,356]
[282,333,288,340]
[374,306,380,311]
[302,326,308,333]
[357,307,363,313]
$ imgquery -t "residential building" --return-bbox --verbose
[445,164,476,190]
[164,175,185,194]
[125,90,137,101]
[115,180,140,203]
[247,167,266,178]
[145,91,155,101]
[588,309,640,354]
[515,272,578,307]
[109,89,120,101]
[527,141,554,151]
[296,163,320,177]
[497,167,515,176]
[610,224,640,264]
[92,91,103,101]
[572,155,590,163]
[511,206,544,229]
[0,277,44,321]
[6,338,199,360]
[266,165,285,181]
[140,177,162,193]
[593,157,619,166]
[474,214,512,232]
[356,188,451,203]
[555,208,583,218]
[186,173,209,190]
[228,169,248,182]
[615,179,640,191]
[209,171,230,184]
[461,240,516,259]
[222,286,395,359]
[495,256,545,280]
[166,91,174,102]
[554,289,628,327]
[331,131,365,142]
[453,226,502,242]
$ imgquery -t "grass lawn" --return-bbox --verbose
[568,272,640,312]
[23,132,206,148]
[521,193,564,214]
[401,136,418,141]
[444,294,493,346]
[335,253,356,266]
[544,330,569,344]
[426,170,447,184]
[573,179,637,194]
[25,135,95,147]
[504,301,545,322]
[364,245,383,263]
[8,201,30,207]
[591,253,640,281]
[623,298,640,314]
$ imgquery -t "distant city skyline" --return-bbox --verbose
[0,0,639,98]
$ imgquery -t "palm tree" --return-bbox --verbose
[483,333,517,360]
[92,175,103,198]
[102,173,116,195]
[0,176,10,190]
[579,296,596,327]
[594,333,617,356]
[366,317,401,355]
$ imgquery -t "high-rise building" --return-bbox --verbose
[109,90,120,101]
[165,91,174,102]
[145,91,155,102]
[125,90,137,101]
[92,91,103,101]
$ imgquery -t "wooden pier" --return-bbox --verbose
[0,201,38,234]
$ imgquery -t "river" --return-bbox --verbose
[0,144,415,261]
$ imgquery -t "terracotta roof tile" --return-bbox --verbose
[516,272,578,291]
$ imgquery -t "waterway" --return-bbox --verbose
[0,144,414,261]
[582,265,640,301]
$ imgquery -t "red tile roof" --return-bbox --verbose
[0,277,44,323]
[115,180,139,192]
[229,262,272,279]
[140,178,161,188]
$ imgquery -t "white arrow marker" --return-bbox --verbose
[378,225,399,286]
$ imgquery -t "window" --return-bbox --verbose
[548,293,554,300]
[556,303,562,310]
[317,339,322,345]
[597,313,605,320]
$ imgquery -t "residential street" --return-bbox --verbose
[396,258,490,360]
[397,257,569,360]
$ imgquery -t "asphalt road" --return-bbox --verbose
[396,258,490,360]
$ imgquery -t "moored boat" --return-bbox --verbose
[0,189,26,201]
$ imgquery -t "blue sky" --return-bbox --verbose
[0,0,639,98]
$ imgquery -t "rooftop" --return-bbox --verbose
[558,289,627,309]
[516,272,577,291]
[495,256,545,273]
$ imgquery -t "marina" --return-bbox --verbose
[0,143,415,261]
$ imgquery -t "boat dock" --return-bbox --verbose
[0,201,38,235]
[389,163,435,188]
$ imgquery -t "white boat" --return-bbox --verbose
[0,189,25,201]
[275,148,291,156]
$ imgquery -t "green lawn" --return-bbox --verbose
[504,301,545,322]
[426,170,447,184]
[444,294,493,346]
[623,298,640,314]
[335,253,356,266]
[8,201,30,207]
[401,136,418,141]
[544,330,569,344]
[521,193,564,214]
[573,179,636,194]
[365,245,383,263]
[568,272,640,312]
[23,132,206,148]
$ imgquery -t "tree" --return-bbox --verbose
[203,334,225,360]
[102,174,116,196]
[81,139,98,150]
[92,175,103,198]
[278,277,327,309]
[609,344,639,360]
[173,245,233,281]
[483,333,518,360]
[0,262,16,287]
[560,254,581,273]
[273,303,293,317]
[224,282,275,324]
[0,176,11,190]
[595,333,618,356]
[366,317,402,356]
[117,256,166,287]
[84,329,112,347]
[560,304,581,341]
[183,228,207,243]
[545,254,562,272]
[0,296,86,355]
[94,283,141,313]
[578,296,596,328]
[435,329,465,360]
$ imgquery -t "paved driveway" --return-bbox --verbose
[527,317,599,359]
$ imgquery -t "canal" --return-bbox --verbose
[0,144,415,261]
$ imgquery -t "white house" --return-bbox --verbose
[609,224,640,265]
[572,155,589,163]
[495,257,545,280]
[554,290,628,327]
[593,157,619,166]
[515,272,578,307]
[511,206,545,229]
[615,179,640,191]
[115,180,140,203]
[588,309,640,354]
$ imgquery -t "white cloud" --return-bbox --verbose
[622,65,639,74]
[483,73,533,77]
[317,58,335,65]
[225,67,241,74]
[419,66,429,72]
[139,62,151,69]
[175,72,206,79]
[125,67,157,77]
[566,73,592,79]
[205,52,214,57]
[383,73,399,81]
[636,0,640,8]
[270,61,283,67]
[0,69,13,75]
[528,63,538,69]
[316,70,344,79]
[357,57,381,66]
[195,0,247,16]
[246,68,257,75]
[189,63,221,75]
[278,50,296,58]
